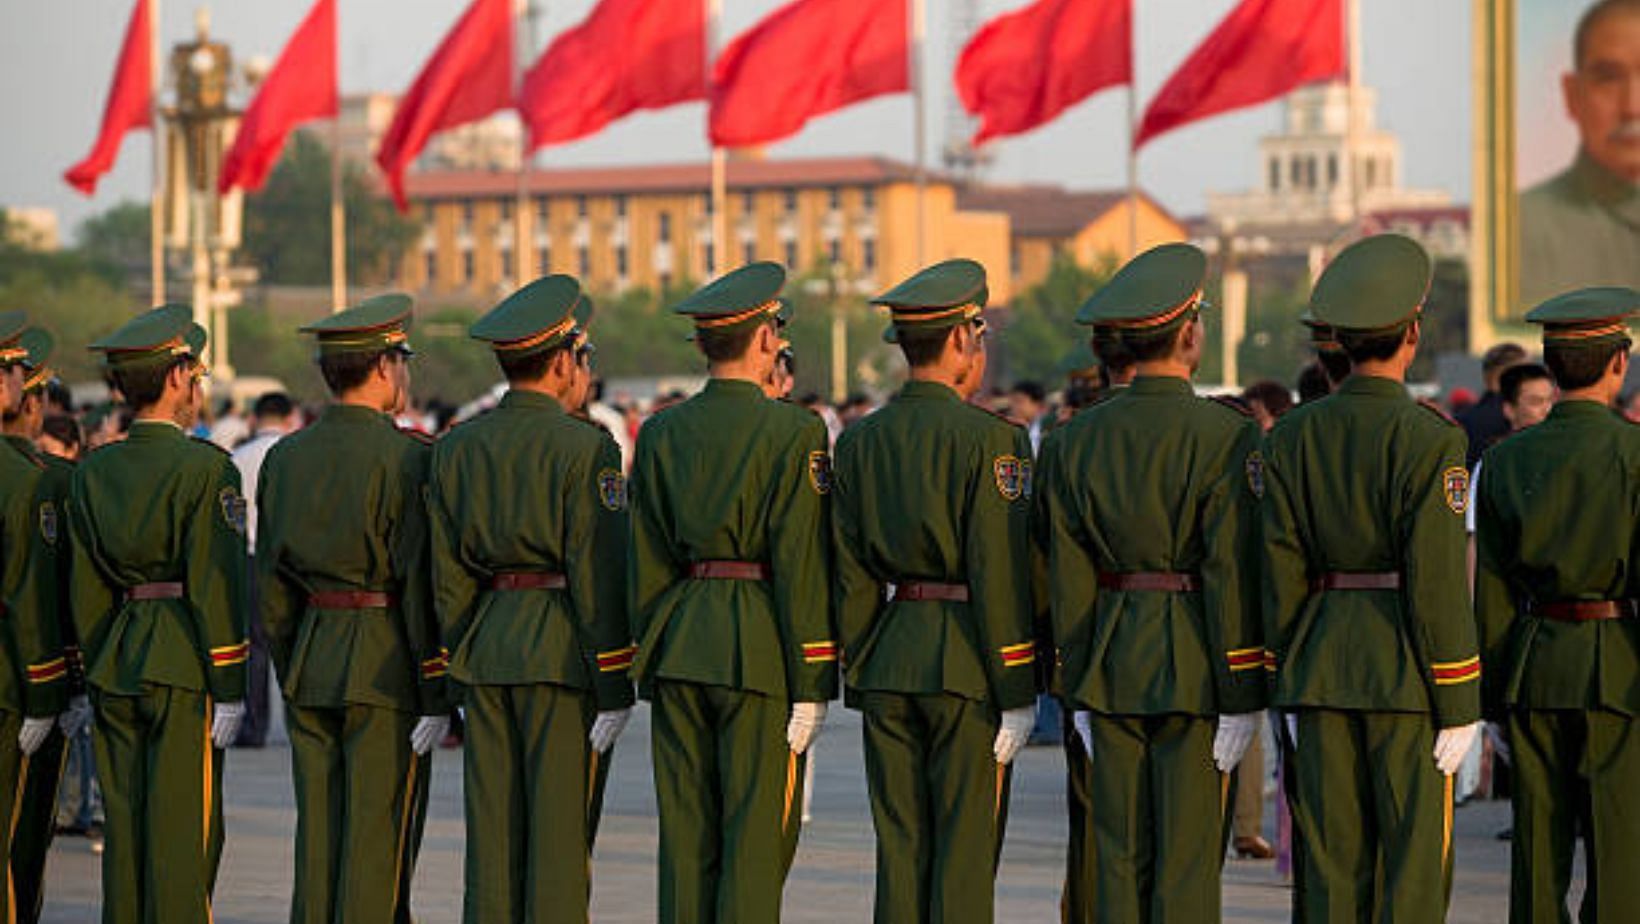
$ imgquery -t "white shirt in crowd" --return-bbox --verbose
[230,427,287,556]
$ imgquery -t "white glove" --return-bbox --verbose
[1284,713,1298,750]
[1073,710,1094,756]
[410,714,450,756]
[588,708,631,754]
[787,702,827,755]
[17,717,53,756]
[59,695,93,739]
[1485,721,1511,765]
[1433,721,1482,776]
[993,706,1035,765]
[1213,712,1261,773]
[211,701,245,750]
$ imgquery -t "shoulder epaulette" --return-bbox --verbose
[189,436,231,457]
[1206,394,1254,417]
[1416,398,1460,426]
[396,425,435,445]
[965,402,1025,430]
[567,412,613,437]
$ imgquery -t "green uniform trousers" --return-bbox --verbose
[858,691,1010,924]
[651,681,803,924]
[0,710,27,924]
[12,726,66,924]
[1507,709,1640,924]
[462,683,611,924]
[92,686,225,924]
[286,703,428,924]
[1289,709,1453,924]
[1081,714,1227,924]
[1060,710,1093,924]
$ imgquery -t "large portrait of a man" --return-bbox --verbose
[1518,0,1640,308]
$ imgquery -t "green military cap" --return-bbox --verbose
[89,304,207,371]
[19,328,55,393]
[1075,243,1207,335]
[1525,286,1640,345]
[0,310,28,366]
[299,293,415,358]
[672,262,788,337]
[471,275,587,357]
[1309,234,1432,333]
[873,258,988,343]
[1298,308,1344,353]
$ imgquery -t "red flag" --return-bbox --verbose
[521,0,706,151]
[219,0,338,193]
[64,0,152,195]
[1135,0,1344,149]
[956,0,1131,146]
[709,0,907,148]
[376,0,513,211]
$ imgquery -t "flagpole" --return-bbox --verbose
[709,0,726,275]
[515,0,534,286]
[1126,85,1139,258]
[1346,0,1362,221]
[149,0,165,304]
[330,114,347,311]
[911,0,927,264]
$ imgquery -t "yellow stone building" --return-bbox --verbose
[397,157,1187,304]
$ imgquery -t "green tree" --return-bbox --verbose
[77,201,153,278]
[1000,252,1118,386]
[242,131,422,286]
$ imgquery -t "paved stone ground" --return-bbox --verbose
[41,707,1550,922]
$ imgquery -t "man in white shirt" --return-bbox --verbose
[229,392,303,747]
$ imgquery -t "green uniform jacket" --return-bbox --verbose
[0,440,66,717]
[832,380,1037,711]
[627,378,836,703]
[1261,376,1481,727]
[1475,401,1640,718]
[1035,376,1266,717]
[5,437,80,692]
[427,390,635,710]
[256,405,446,714]
[66,421,247,703]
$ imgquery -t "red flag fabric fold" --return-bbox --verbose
[709,0,908,149]
[375,0,513,211]
[64,0,152,195]
[520,0,706,151]
[1134,0,1344,149]
[956,0,1131,146]
[219,0,338,193]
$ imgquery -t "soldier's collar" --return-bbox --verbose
[321,402,395,425]
[1548,397,1618,420]
[899,379,963,402]
[702,377,766,399]
[1128,375,1194,396]
[1337,374,1408,398]
[129,418,187,437]
[499,389,566,414]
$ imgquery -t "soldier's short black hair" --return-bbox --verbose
[897,326,956,369]
[1576,1,1640,68]
[107,356,193,412]
[696,321,767,365]
[1092,335,1136,379]
[1123,322,1190,364]
[1297,361,1332,404]
[1336,322,1413,365]
[1480,342,1528,377]
[318,349,396,397]
[1317,348,1352,385]
[1545,338,1631,391]
[1499,362,1553,405]
[40,414,81,453]
[496,342,574,384]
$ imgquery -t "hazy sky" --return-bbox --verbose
[6,0,1476,240]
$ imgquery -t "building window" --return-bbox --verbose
[703,192,715,215]
[537,244,550,273]
[1289,157,1301,187]
[828,187,841,211]
[784,240,798,268]
[743,241,756,264]
[1009,245,1019,277]
[1364,157,1378,188]
[1327,154,1339,188]
[1305,156,1318,189]
[862,187,876,211]
[863,239,877,273]
[578,245,589,277]
[501,249,514,281]
[576,196,588,219]
[461,201,475,229]
[704,242,715,275]
[535,197,549,223]
[828,239,841,264]
[500,199,513,223]
[615,195,628,218]
[462,249,475,284]
[424,251,437,285]
[1268,157,1280,192]
[741,190,755,214]
[783,189,798,214]
[658,212,672,244]
[616,245,629,277]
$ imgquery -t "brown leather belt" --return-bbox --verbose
[892,581,971,603]
[1311,572,1401,592]
[1533,600,1635,622]
[687,561,771,581]
[1097,572,1201,593]
[309,591,397,610]
[126,582,184,602]
[489,571,568,591]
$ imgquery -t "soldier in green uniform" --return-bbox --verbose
[628,262,836,924]
[427,276,635,924]
[2,327,93,924]
[1473,286,1640,924]
[1036,244,1266,923]
[0,315,72,924]
[66,305,248,924]
[1262,235,1482,923]
[830,259,1037,924]
[256,295,448,924]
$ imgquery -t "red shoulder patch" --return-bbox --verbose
[1207,394,1254,417]
[1417,399,1460,426]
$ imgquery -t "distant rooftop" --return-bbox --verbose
[955,185,1175,237]
[402,156,934,199]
